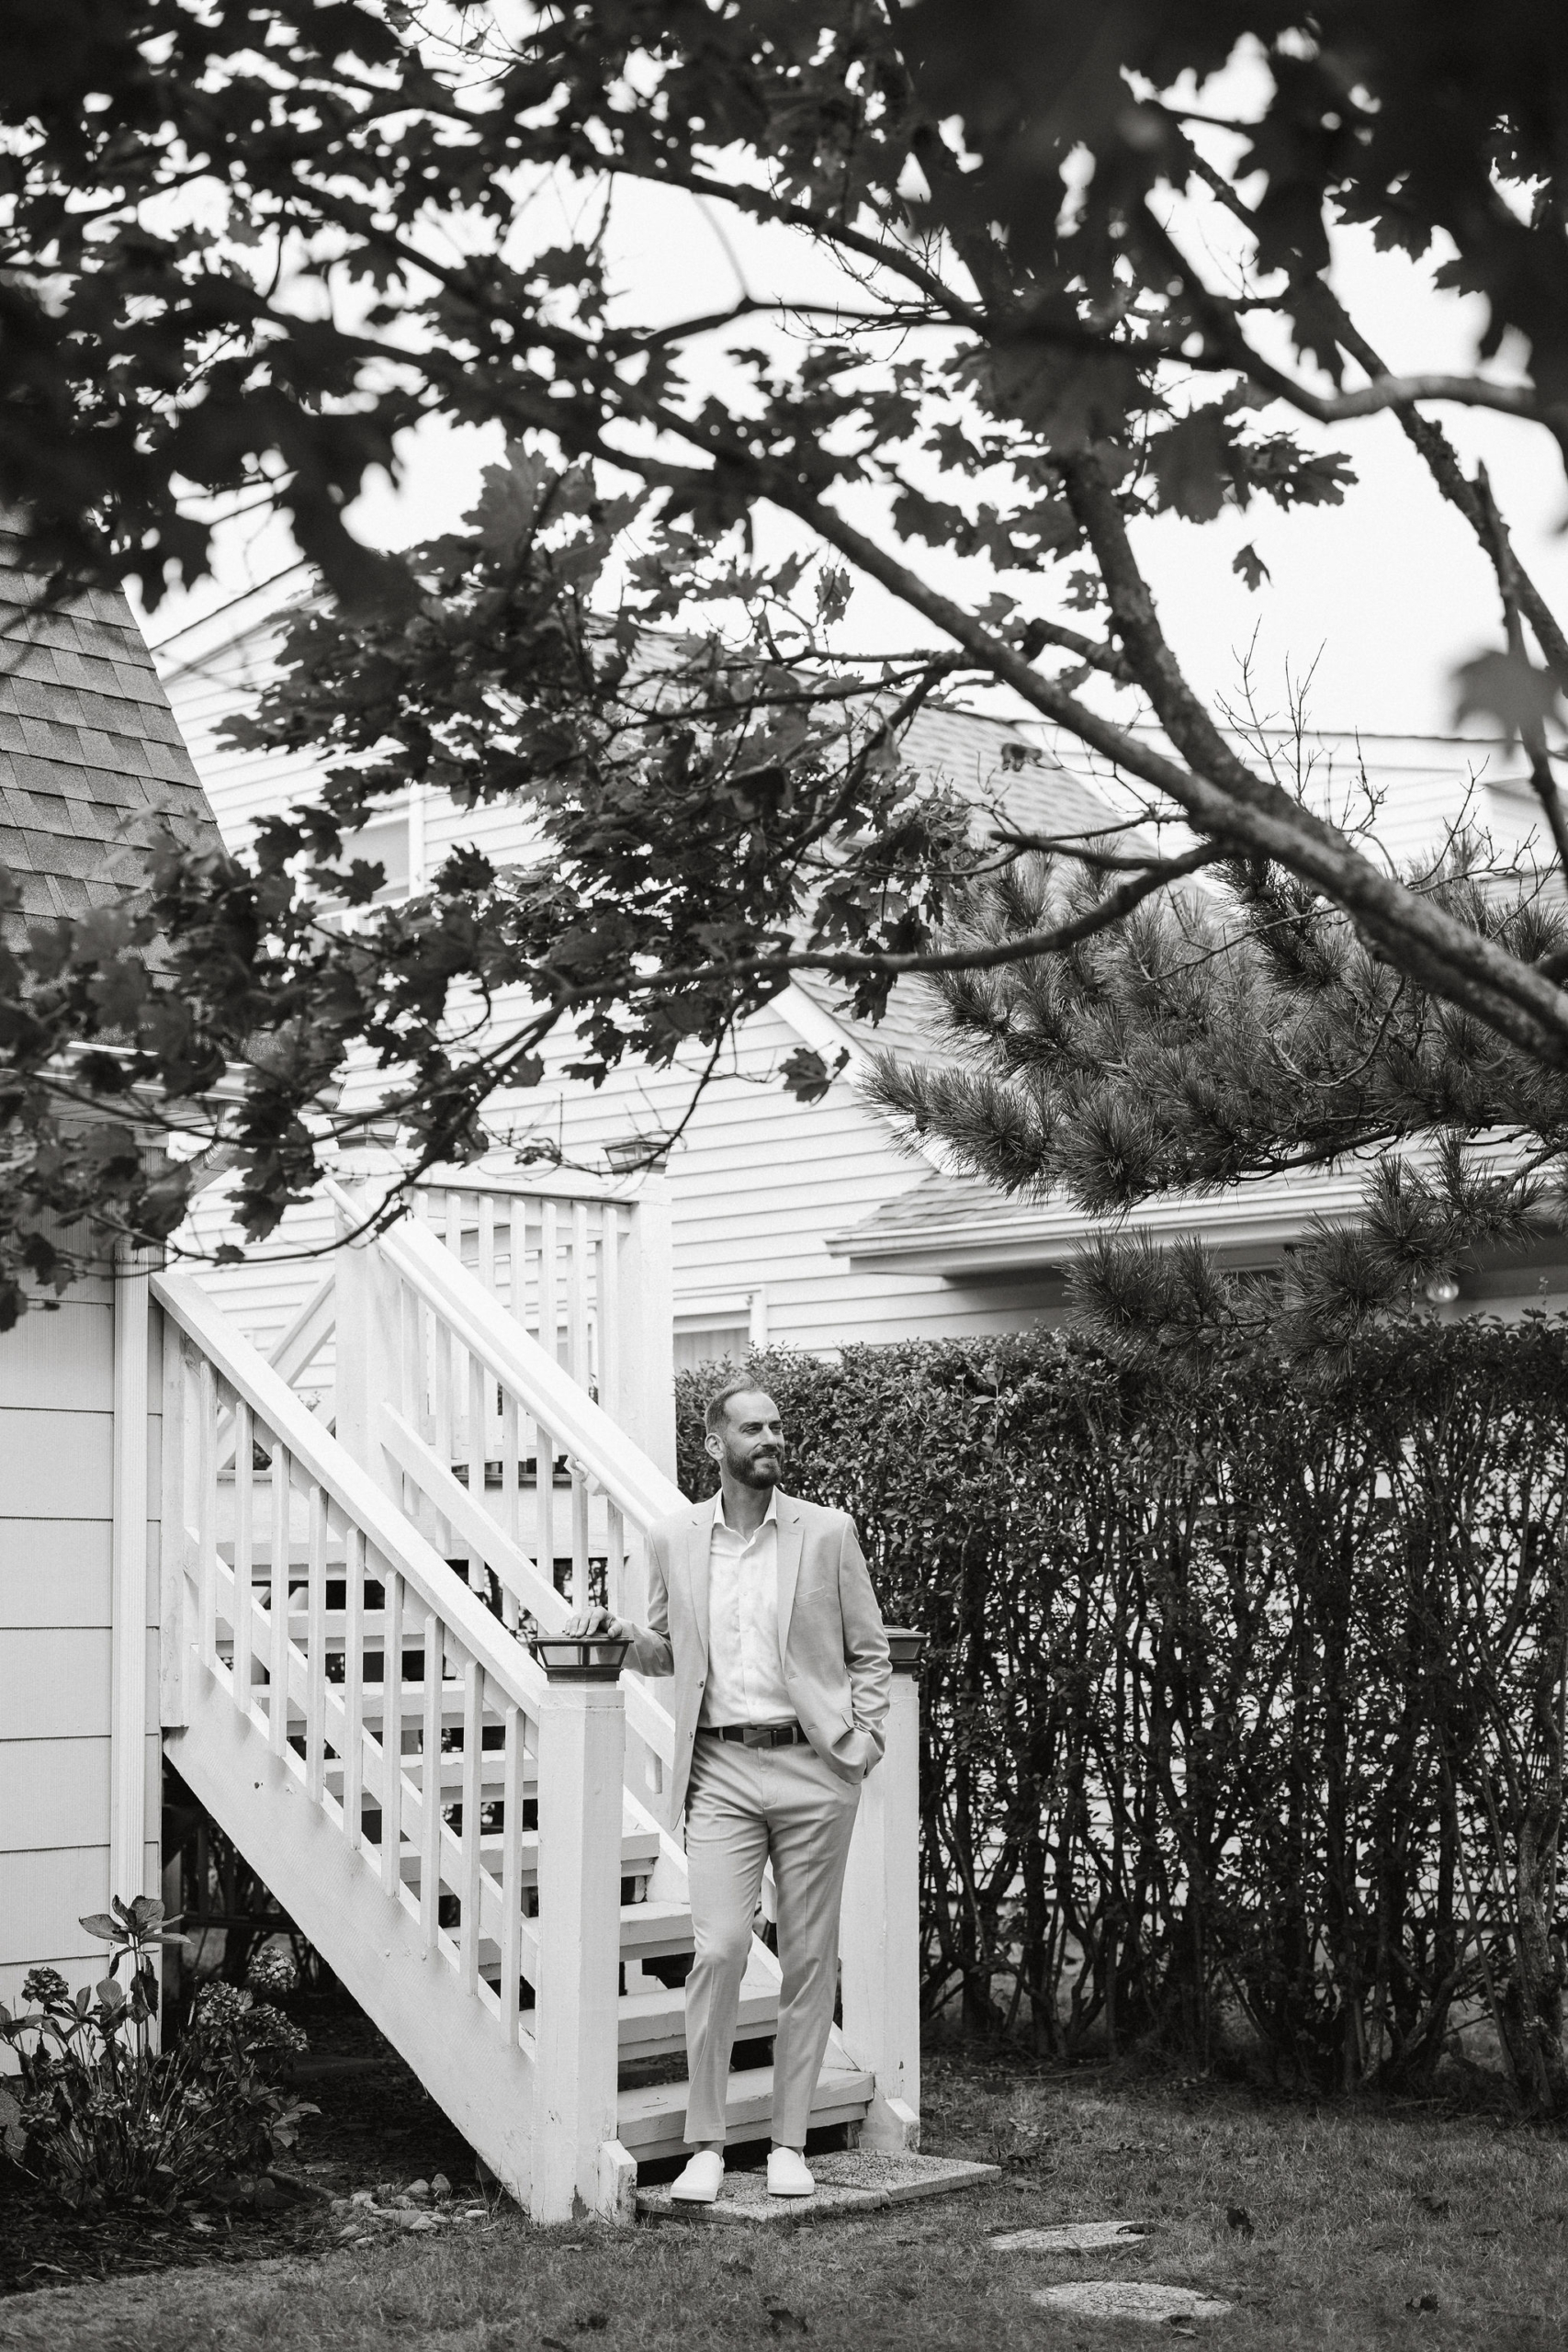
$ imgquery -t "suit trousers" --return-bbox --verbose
[681,1733,863,2149]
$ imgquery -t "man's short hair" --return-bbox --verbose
[704,1376,773,1436]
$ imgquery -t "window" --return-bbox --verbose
[674,1320,751,1374]
[673,1289,767,1372]
[329,808,412,905]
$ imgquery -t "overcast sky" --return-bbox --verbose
[142,165,1568,752]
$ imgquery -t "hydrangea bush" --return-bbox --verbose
[0,1897,314,2211]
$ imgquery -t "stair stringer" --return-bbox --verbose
[169,1660,536,2203]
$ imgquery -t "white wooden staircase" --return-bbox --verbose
[155,1174,919,2222]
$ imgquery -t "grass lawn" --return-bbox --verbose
[2,2051,1565,2350]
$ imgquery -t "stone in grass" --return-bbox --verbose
[406,2179,433,2202]
[432,2174,453,2199]
[992,2221,1149,2255]
[1032,2283,1232,2325]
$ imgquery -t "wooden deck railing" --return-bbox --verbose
[155,1267,638,2215]
[328,1180,683,1793]
[411,1174,676,1479]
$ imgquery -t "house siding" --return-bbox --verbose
[162,616,1551,1371]
[0,1275,163,2025]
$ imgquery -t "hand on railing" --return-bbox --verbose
[562,1605,631,1643]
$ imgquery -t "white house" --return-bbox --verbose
[3,563,1559,2222]
[0,573,926,2217]
[0,541,226,2045]
[161,592,1568,1356]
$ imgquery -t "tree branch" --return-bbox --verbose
[1474,463,1568,889]
[1160,119,1568,690]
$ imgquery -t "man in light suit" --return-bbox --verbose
[566,1378,892,2201]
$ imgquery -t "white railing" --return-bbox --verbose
[329,1181,683,1784]
[155,1267,636,2217]
[161,1269,543,2004]
[412,1174,676,1479]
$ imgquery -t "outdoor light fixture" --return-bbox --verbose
[1423,1270,1461,1306]
[528,1632,631,1679]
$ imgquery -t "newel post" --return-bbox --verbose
[530,1635,637,2224]
[333,1186,402,1501]
[839,1627,926,2151]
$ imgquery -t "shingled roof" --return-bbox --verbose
[0,537,224,942]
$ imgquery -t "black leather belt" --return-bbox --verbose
[698,1721,808,1749]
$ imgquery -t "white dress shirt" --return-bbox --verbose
[698,1489,794,1726]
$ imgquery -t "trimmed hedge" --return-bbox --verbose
[676,1325,1568,2105]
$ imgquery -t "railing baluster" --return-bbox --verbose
[269,1440,290,1758]
[599,1204,620,1424]
[538,1199,558,1368]
[306,1483,328,1803]
[400,1277,422,1520]
[434,1303,454,1552]
[500,1388,521,1541]
[468,1348,488,1595]
[233,1397,254,1713]
[380,1567,405,1900]
[478,1192,496,1295]
[421,1602,444,1949]
[445,1186,464,1262]
[508,1203,530,1333]
[605,1498,626,1624]
[344,1525,366,1851]
[536,1409,556,1598]
[570,1467,590,1614]
[501,1702,525,2047]
[569,1200,590,1389]
[410,1293,434,1546]
[197,1358,218,1671]
[461,1655,483,1995]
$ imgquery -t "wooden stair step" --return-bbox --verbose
[615,2063,874,2161]
[323,1753,538,1799]
[616,1900,696,1960]
[475,1899,694,1980]
[614,1978,779,2062]
[278,1686,479,1731]
[396,1824,660,1888]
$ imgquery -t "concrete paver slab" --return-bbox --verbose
[637,2150,999,2224]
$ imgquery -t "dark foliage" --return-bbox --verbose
[678,1324,1568,2108]
[0,1899,312,2211]
[8,6,1568,1312]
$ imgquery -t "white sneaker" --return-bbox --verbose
[670,2149,725,2204]
[767,2146,815,2198]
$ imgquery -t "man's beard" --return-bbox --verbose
[734,1451,782,1487]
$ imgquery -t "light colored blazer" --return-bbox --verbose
[622,1488,893,1817]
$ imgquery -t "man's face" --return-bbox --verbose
[707,1391,784,1487]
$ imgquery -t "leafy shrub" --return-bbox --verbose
[0,1896,313,2210]
[678,1322,1568,2109]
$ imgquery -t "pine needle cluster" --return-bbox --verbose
[864,842,1568,1364]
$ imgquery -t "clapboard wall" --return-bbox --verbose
[0,1262,162,2024]
[179,989,1066,1373]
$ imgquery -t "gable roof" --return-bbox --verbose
[826,1157,1381,1274]
[0,538,224,942]
[786,703,1135,1064]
